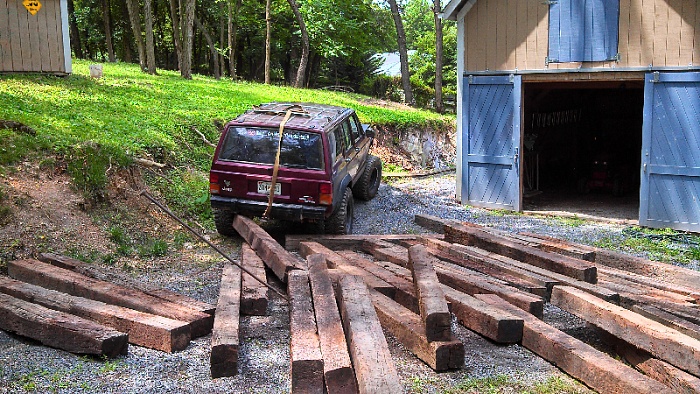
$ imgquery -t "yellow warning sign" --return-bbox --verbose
[23,0,42,15]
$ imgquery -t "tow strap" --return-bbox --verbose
[263,106,304,218]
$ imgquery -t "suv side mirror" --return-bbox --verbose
[362,124,375,138]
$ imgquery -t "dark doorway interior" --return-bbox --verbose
[521,81,644,221]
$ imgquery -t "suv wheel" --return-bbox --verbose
[352,155,382,201]
[213,208,236,236]
[325,187,354,235]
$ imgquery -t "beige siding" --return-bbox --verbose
[463,0,700,72]
[0,0,68,73]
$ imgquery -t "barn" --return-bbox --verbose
[443,0,700,231]
[0,0,71,74]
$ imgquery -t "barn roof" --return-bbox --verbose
[441,0,475,21]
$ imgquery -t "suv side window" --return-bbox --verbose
[341,121,355,147]
[349,116,362,142]
[333,127,349,159]
[327,130,337,163]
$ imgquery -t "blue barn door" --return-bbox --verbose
[640,72,700,231]
[462,75,522,211]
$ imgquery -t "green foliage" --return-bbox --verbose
[594,226,700,265]
[443,374,587,394]
[0,185,11,225]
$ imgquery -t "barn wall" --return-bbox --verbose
[464,0,700,72]
[0,0,70,74]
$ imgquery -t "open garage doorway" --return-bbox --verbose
[521,80,644,222]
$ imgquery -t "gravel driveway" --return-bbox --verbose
[2,173,694,393]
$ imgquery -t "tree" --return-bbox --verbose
[144,0,157,74]
[227,0,242,79]
[168,0,195,78]
[101,0,115,62]
[125,0,146,71]
[433,0,443,113]
[264,0,272,84]
[287,0,310,88]
[168,0,183,71]
[194,16,221,79]
[387,0,413,104]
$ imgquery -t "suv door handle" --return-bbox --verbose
[345,157,352,163]
[355,147,360,152]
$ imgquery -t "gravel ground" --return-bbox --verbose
[2,173,697,393]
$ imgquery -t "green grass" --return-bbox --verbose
[594,226,700,265]
[441,374,588,394]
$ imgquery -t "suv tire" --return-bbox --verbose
[213,208,236,236]
[325,187,354,235]
[352,155,382,201]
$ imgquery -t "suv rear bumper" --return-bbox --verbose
[211,195,328,221]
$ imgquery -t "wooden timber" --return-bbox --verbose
[0,276,190,353]
[38,252,215,315]
[631,304,700,342]
[232,215,303,282]
[336,275,401,394]
[7,259,213,337]
[370,290,464,371]
[240,244,268,316]
[444,222,597,283]
[476,294,672,394]
[307,254,358,394]
[210,264,242,378]
[285,234,429,252]
[0,292,128,358]
[369,246,544,318]
[288,270,324,394]
[338,251,419,313]
[551,286,700,377]
[407,244,452,342]
[298,242,395,298]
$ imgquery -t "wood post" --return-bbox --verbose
[0,292,129,358]
[288,270,324,394]
[336,275,401,394]
[407,244,452,342]
[476,294,671,394]
[7,259,213,337]
[0,276,190,353]
[232,215,303,282]
[210,264,242,378]
[240,244,268,316]
[444,222,597,283]
[307,254,358,394]
[551,285,700,377]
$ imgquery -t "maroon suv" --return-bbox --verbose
[209,102,382,235]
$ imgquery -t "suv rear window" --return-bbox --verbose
[219,127,324,170]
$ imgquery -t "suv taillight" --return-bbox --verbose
[209,173,220,194]
[319,183,332,205]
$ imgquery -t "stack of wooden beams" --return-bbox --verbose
[285,214,700,393]
[0,254,216,358]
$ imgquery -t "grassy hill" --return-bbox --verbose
[0,60,454,221]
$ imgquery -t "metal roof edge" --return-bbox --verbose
[441,0,476,21]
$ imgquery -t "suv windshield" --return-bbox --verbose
[219,127,324,170]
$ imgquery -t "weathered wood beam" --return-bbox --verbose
[285,234,435,252]
[338,251,419,314]
[288,270,324,394]
[8,259,213,337]
[407,244,452,342]
[307,254,358,394]
[550,285,700,377]
[597,265,700,302]
[370,290,464,371]
[232,215,304,282]
[369,246,543,318]
[298,242,395,298]
[38,252,215,315]
[0,276,190,353]
[240,244,268,316]
[444,222,597,283]
[476,293,671,394]
[413,213,456,233]
[631,304,700,342]
[336,275,401,394]
[0,292,128,358]
[210,264,241,378]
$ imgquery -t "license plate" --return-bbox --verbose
[257,181,281,195]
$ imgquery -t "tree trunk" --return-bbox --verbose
[125,0,146,71]
[433,0,444,113]
[101,0,115,62]
[67,0,83,58]
[180,0,196,79]
[194,17,221,79]
[144,0,157,74]
[286,0,309,88]
[168,0,183,72]
[228,0,242,79]
[219,3,226,77]
[387,0,413,105]
[264,0,272,84]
